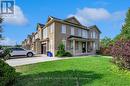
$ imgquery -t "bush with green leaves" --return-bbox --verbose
[99,37,114,56]
[0,59,19,86]
[56,43,72,57]
[63,51,72,57]
[0,48,12,60]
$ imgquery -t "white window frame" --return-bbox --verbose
[43,27,48,39]
[82,30,88,38]
[61,24,66,34]
[91,32,93,38]
[93,31,96,38]
[78,28,82,37]
[50,23,55,33]
[38,29,42,39]
[35,33,38,39]
[71,27,74,35]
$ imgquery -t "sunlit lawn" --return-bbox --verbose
[14,56,130,86]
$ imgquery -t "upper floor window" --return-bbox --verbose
[50,23,55,33]
[82,30,88,38]
[38,29,42,40]
[71,27,74,35]
[61,24,66,34]
[35,33,38,39]
[32,36,35,42]
[92,31,97,38]
[78,28,82,37]
[43,27,48,39]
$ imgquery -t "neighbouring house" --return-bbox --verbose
[22,16,101,56]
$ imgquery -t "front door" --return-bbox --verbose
[82,42,86,53]
[41,44,46,54]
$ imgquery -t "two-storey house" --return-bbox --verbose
[22,16,101,56]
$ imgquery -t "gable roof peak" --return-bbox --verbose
[64,16,82,25]
[88,25,101,33]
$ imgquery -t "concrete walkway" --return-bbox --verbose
[6,55,63,67]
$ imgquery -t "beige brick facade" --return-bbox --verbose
[22,16,101,56]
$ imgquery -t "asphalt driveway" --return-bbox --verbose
[6,55,63,67]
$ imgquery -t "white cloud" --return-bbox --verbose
[0,38,16,46]
[68,7,125,25]
[3,5,28,25]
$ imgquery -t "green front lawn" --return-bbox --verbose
[14,56,130,86]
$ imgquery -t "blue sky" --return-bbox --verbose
[1,0,130,45]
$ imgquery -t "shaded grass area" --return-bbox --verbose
[14,56,130,86]
[14,70,102,86]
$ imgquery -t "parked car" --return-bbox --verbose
[10,48,36,57]
[0,49,3,53]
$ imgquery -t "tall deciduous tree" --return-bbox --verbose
[100,37,113,48]
[121,8,130,40]
[0,16,3,40]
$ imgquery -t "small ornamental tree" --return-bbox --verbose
[111,40,130,69]
[110,8,130,69]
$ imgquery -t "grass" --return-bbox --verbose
[13,56,130,86]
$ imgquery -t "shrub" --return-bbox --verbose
[100,37,114,56]
[99,45,112,56]
[55,43,65,57]
[63,52,72,57]
[111,40,130,69]
[0,48,12,60]
[0,59,19,86]
[56,43,72,57]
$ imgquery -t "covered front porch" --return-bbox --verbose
[67,36,96,56]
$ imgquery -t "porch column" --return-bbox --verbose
[86,41,87,53]
[73,40,76,55]
[46,41,49,53]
